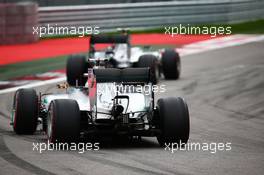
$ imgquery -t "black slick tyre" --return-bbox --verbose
[161,49,181,79]
[156,97,190,146]
[13,88,38,134]
[66,55,87,86]
[137,55,158,84]
[47,99,80,143]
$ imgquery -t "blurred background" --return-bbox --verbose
[1,0,263,42]
[0,0,263,82]
[1,0,195,6]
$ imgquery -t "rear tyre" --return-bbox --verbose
[66,55,87,86]
[156,97,189,146]
[47,99,80,143]
[162,49,181,79]
[13,89,38,134]
[137,55,158,84]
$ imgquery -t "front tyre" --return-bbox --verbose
[161,49,181,79]
[47,99,80,143]
[13,89,38,134]
[156,97,189,146]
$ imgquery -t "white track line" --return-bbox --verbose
[178,34,264,56]
[0,34,264,95]
[0,77,66,95]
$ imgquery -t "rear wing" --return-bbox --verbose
[93,68,150,83]
[90,34,129,44]
[89,34,131,58]
[87,67,151,112]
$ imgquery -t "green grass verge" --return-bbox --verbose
[40,19,264,40]
[226,19,264,34]
[134,19,264,34]
[197,20,264,34]
[0,55,68,80]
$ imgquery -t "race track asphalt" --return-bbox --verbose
[0,41,263,175]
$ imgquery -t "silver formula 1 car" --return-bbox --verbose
[66,31,181,85]
[11,68,189,146]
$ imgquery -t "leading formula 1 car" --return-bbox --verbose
[11,67,189,146]
[67,30,181,85]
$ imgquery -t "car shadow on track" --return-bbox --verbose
[80,136,161,149]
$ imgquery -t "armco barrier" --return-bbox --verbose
[0,2,39,45]
[38,0,264,34]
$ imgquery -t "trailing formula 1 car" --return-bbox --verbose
[11,67,189,146]
[67,30,181,85]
